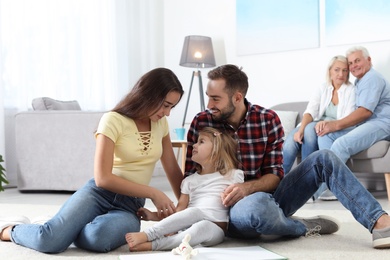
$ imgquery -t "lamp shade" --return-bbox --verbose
[179,35,216,68]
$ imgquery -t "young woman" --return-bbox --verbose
[0,68,184,253]
[125,127,244,251]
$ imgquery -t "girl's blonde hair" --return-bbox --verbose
[195,127,239,175]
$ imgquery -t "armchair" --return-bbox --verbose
[271,101,390,201]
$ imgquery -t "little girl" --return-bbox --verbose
[125,127,244,251]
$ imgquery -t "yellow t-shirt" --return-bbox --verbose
[95,111,169,185]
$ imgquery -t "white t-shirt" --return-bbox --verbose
[180,169,244,222]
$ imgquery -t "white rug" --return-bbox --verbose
[1,204,389,260]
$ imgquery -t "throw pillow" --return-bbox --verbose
[274,110,298,139]
[32,97,81,110]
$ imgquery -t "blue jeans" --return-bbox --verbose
[318,122,389,162]
[283,122,318,174]
[10,179,145,253]
[227,150,386,238]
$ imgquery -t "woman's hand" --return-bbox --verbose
[315,120,325,134]
[293,130,304,144]
[150,189,176,218]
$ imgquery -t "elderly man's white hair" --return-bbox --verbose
[346,46,370,59]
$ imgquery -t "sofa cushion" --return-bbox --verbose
[274,110,298,139]
[32,97,81,110]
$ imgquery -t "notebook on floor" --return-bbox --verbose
[119,245,286,260]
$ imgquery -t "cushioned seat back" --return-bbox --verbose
[32,97,81,110]
[270,102,308,138]
[270,101,308,126]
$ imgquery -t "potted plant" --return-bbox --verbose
[0,155,8,192]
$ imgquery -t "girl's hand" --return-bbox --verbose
[137,207,158,221]
[150,189,176,218]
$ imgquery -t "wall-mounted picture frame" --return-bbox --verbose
[236,0,320,55]
[325,0,390,46]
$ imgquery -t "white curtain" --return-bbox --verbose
[1,0,163,111]
[0,0,164,182]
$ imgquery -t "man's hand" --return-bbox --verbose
[221,183,249,207]
[316,120,338,136]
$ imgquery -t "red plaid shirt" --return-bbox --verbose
[185,100,285,181]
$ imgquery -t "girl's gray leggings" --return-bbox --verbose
[144,207,225,250]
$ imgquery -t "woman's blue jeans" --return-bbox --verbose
[283,122,326,198]
[10,179,145,253]
[227,150,386,239]
[283,122,319,174]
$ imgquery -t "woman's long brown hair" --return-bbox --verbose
[113,68,184,119]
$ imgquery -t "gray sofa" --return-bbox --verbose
[15,111,104,191]
[270,102,390,201]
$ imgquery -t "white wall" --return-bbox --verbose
[4,0,390,180]
[163,0,390,137]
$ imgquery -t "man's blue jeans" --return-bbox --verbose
[10,179,145,253]
[227,150,386,238]
[318,122,389,163]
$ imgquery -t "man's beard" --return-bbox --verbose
[212,101,235,122]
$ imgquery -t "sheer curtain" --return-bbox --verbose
[0,0,164,183]
[2,0,120,111]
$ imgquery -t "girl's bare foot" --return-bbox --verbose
[129,241,152,252]
[125,232,148,248]
[0,226,12,241]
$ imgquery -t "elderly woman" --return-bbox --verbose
[282,55,355,201]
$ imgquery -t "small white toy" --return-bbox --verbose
[171,234,198,260]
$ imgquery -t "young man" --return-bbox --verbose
[185,64,390,248]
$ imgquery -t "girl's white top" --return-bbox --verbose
[181,169,244,222]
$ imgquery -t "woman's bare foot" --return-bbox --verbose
[129,241,152,252]
[125,232,148,248]
[0,226,12,241]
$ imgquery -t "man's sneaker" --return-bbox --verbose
[305,225,321,237]
[318,189,337,201]
[372,226,390,249]
[293,215,340,235]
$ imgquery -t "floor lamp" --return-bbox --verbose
[179,35,216,127]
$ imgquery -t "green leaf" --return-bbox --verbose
[0,154,8,192]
